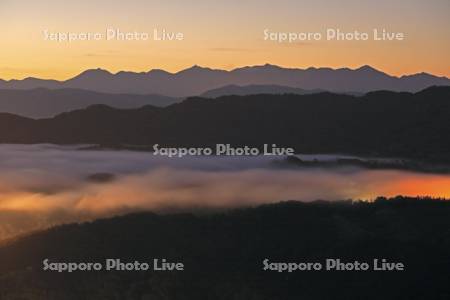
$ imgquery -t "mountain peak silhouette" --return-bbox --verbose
[356,65,378,71]
[354,65,390,76]
[178,65,215,73]
[74,68,113,79]
[147,69,172,75]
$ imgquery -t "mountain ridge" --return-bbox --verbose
[200,84,327,98]
[0,86,449,162]
[0,88,180,118]
[1,64,448,96]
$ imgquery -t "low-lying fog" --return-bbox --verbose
[1,144,449,241]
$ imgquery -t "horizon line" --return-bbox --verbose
[1,64,449,82]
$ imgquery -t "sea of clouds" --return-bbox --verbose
[0,144,448,241]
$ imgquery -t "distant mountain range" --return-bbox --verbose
[1,86,449,162]
[0,88,180,118]
[1,64,449,96]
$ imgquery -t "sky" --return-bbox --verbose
[0,0,449,80]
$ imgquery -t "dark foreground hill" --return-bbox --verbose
[0,197,448,299]
[0,86,449,162]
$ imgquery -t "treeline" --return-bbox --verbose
[0,196,449,299]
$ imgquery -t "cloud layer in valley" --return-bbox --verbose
[1,144,449,241]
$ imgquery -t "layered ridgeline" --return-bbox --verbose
[0,88,180,118]
[1,65,449,96]
[0,86,449,162]
[0,197,448,299]
[0,85,318,118]
[200,84,328,98]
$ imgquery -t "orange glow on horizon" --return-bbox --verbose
[0,0,449,80]
[356,173,450,200]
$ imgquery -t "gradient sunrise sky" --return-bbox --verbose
[0,0,449,80]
